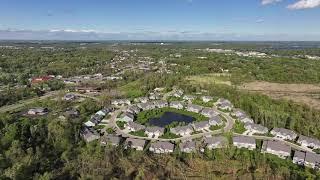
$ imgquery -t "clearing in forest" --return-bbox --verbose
[186,73,232,86]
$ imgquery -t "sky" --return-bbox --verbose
[0,0,320,41]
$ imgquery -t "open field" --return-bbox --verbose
[239,81,320,110]
[186,73,231,86]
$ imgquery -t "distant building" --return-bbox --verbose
[149,141,175,154]
[120,112,135,122]
[193,121,210,132]
[171,125,193,137]
[180,140,196,153]
[187,104,203,113]
[261,140,291,159]
[209,116,224,126]
[125,138,146,151]
[137,102,155,111]
[202,96,213,103]
[27,108,49,116]
[183,95,195,101]
[126,105,141,115]
[101,135,121,146]
[201,108,219,118]
[31,76,53,84]
[270,128,297,141]
[233,136,256,150]
[170,101,184,109]
[154,100,168,108]
[63,93,77,101]
[293,151,306,166]
[111,99,131,106]
[216,98,233,111]
[81,127,100,142]
[304,152,320,169]
[125,121,145,132]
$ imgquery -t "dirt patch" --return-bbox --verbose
[240,81,320,110]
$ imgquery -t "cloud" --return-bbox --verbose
[261,0,282,5]
[287,0,320,9]
[256,19,265,23]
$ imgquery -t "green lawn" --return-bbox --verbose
[233,121,246,134]
[210,124,224,131]
[129,130,147,137]
[116,121,127,130]
[159,131,181,139]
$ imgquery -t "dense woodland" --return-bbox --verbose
[1,42,320,179]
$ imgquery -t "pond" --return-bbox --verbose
[149,111,195,127]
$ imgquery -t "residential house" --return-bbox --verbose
[297,135,320,150]
[134,97,149,103]
[125,138,146,151]
[293,151,306,166]
[244,123,268,135]
[216,98,233,111]
[193,121,210,132]
[202,136,228,150]
[125,121,145,132]
[149,92,161,100]
[84,114,104,127]
[27,108,49,116]
[187,104,203,113]
[233,136,256,150]
[202,96,213,103]
[171,125,193,136]
[201,108,219,118]
[63,93,77,101]
[270,128,297,141]
[149,141,175,154]
[183,95,195,101]
[261,140,291,159]
[126,105,141,115]
[111,99,131,106]
[239,117,254,124]
[137,102,155,111]
[209,116,223,126]
[120,112,135,122]
[180,140,196,153]
[172,90,183,97]
[101,135,121,146]
[154,100,168,108]
[81,127,100,142]
[145,127,165,138]
[170,101,184,109]
[231,109,247,119]
[305,152,320,169]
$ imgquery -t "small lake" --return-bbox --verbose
[149,112,195,127]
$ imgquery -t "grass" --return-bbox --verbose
[159,132,181,139]
[106,128,115,134]
[233,120,246,134]
[116,121,127,130]
[210,124,224,131]
[186,73,231,86]
[136,107,209,125]
[119,80,146,98]
[129,130,147,137]
[192,98,215,107]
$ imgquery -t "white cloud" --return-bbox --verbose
[287,0,320,9]
[261,0,282,5]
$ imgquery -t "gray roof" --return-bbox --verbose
[305,152,320,165]
[244,122,268,133]
[209,116,223,125]
[204,136,228,145]
[145,126,165,134]
[154,100,168,106]
[262,140,291,153]
[171,125,193,133]
[105,135,121,145]
[202,108,219,116]
[271,128,297,138]
[193,121,210,129]
[127,105,141,114]
[298,135,320,146]
[233,136,256,145]
[294,151,306,161]
[187,104,203,111]
[179,141,196,150]
[151,141,175,151]
[124,112,135,119]
[170,101,184,106]
[125,138,146,148]
[127,121,145,131]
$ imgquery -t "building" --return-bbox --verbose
[125,138,146,151]
[27,108,49,116]
[31,76,53,84]
[81,127,100,142]
[126,105,141,115]
[171,125,193,136]
[120,112,135,122]
[233,136,256,150]
[101,135,121,146]
[125,121,145,132]
[297,135,320,150]
[137,102,155,111]
[180,140,196,153]
[261,140,291,159]
[172,90,183,97]
[270,128,297,141]
[187,104,203,113]
[183,95,195,101]
[304,152,320,169]
[244,123,268,135]
[111,99,131,106]
[216,98,233,111]
[145,127,165,138]
[201,108,219,118]
[193,121,210,132]
[134,97,149,103]
[209,116,223,126]
[170,101,184,109]
[63,93,77,101]
[202,96,213,103]
[149,141,175,154]
[293,151,306,166]
[202,136,228,150]
[239,117,254,124]
[231,109,247,120]
[84,114,104,127]
[154,100,168,108]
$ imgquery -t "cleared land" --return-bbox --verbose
[186,73,231,86]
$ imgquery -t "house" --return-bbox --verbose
[64,109,80,118]
[125,121,145,132]
[149,141,175,154]
[27,108,49,116]
[261,140,291,159]
[201,108,219,118]
[193,121,210,132]
[149,92,161,100]
[154,100,168,108]
[137,102,155,111]
[75,86,101,93]
[270,128,297,141]
[187,104,203,113]
[85,114,104,127]
[134,97,149,103]
[202,136,228,150]
[96,108,112,116]
[297,135,320,149]
[304,152,320,169]
[231,109,247,119]
[233,136,256,150]
[145,127,165,138]
[216,98,233,111]
[63,93,77,101]
[293,151,306,166]
[172,90,183,97]
[202,96,213,103]
[120,112,135,122]
[31,76,53,84]
[171,125,193,136]
[183,95,195,101]
[111,99,131,106]
[244,123,268,135]
[209,116,223,126]
[239,117,254,124]
[126,105,141,115]
[81,127,100,142]
[180,140,196,153]
[125,138,146,151]
[170,101,184,109]
[101,135,121,146]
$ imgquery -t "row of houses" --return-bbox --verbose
[84,108,113,127]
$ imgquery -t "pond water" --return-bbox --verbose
[149,111,195,127]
